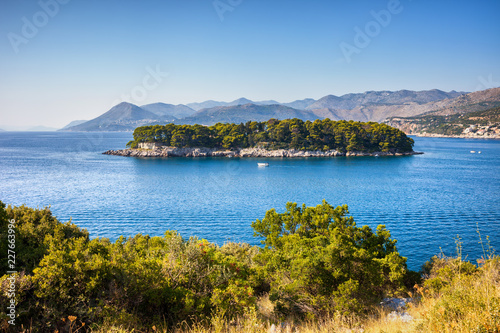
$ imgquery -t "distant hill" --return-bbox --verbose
[63,102,171,132]
[186,100,228,111]
[386,106,500,137]
[307,89,464,111]
[187,97,315,111]
[304,89,468,122]
[409,87,500,117]
[228,98,254,106]
[141,103,196,119]
[60,120,88,130]
[187,97,268,111]
[178,104,318,125]
[374,87,500,124]
[186,98,252,111]
[254,100,281,105]
[282,98,317,110]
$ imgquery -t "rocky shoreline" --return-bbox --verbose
[103,147,423,158]
[413,133,500,139]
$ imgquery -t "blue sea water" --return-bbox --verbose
[0,131,499,270]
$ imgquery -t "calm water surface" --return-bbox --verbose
[0,131,499,270]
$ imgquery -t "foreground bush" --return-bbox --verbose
[0,201,88,275]
[252,200,412,319]
[1,200,417,331]
[0,202,260,331]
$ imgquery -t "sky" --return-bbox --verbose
[0,0,499,129]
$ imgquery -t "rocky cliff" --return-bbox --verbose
[103,147,422,158]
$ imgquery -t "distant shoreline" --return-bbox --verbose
[411,133,500,140]
[103,147,423,158]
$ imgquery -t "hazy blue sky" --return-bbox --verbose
[1,0,499,128]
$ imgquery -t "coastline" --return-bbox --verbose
[412,133,500,139]
[103,147,423,158]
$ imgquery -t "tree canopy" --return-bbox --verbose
[127,118,415,153]
[252,200,411,317]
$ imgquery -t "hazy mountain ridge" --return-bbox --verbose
[61,97,320,131]
[413,88,500,116]
[386,106,500,137]
[306,89,465,111]
[384,88,500,136]
[186,100,227,111]
[141,103,196,119]
[60,88,500,132]
[64,102,173,132]
[177,104,318,125]
[378,87,500,125]
[282,98,317,110]
[61,120,88,130]
[186,97,255,111]
[301,89,469,122]
[186,97,315,111]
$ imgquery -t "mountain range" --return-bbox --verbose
[179,104,318,125]
[386,105,500,137]
[61,88,500,132]
[141,103,197,119]
[66,102,170,132]
[186,98,283,111]
[60,120,88,130]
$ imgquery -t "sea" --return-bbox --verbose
[0,131,499,270]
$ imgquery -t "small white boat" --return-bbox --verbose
[478,151,482,154]
[257,163,269,167]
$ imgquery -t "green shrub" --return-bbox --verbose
[0,202,88,274]
[0,202,262,331]
[251,200,415,319]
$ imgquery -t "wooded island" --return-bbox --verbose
[125,118,415,153]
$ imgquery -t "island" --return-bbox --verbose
[104,118,422,157]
